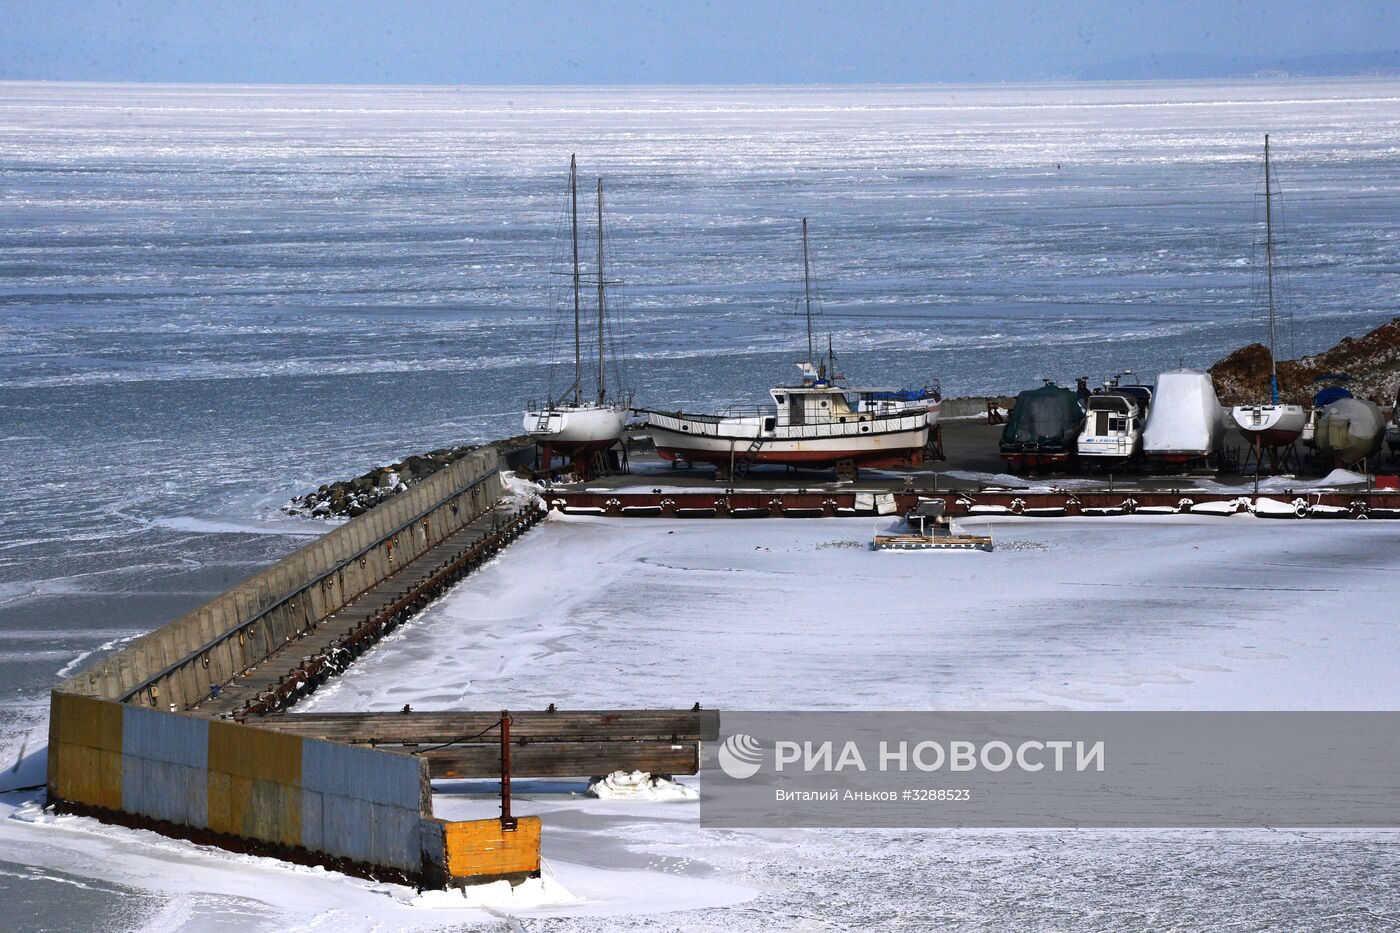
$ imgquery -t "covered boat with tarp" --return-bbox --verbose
[1143,369,1225,466]
[999,382,1085,470]
[1315,398,1385,468]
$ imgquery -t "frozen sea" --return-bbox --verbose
[2,78,1400,929]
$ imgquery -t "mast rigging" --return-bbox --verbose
[596,177,607,405]
[570,155,581,404]
[1264,135,1279,404]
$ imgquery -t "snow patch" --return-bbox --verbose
[408,874,579,910]
[588,771,700,802]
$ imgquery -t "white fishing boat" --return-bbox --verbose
[1229,136,1306,451]
[639,219,932,480]
[523,156,629,473]
[1143,369,1226,465]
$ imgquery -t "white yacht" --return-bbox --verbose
[1077,379,1150,465]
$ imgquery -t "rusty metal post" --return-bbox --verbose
[500,709,517,831]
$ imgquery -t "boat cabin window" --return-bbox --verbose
[763,416,775,432]
[1109,417,1127,432]
[774,394,786,405]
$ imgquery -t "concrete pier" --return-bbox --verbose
[46,448,552,887]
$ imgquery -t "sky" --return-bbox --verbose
[2,0,1398,85]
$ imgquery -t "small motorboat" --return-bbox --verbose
[1077,374,1151,466]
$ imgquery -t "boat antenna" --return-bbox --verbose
[1263,134,1279,405]
[596,176,606,405]
[802,217,814,369]
[570,155,582,404]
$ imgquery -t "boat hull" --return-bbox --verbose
[1076,435,1140,463]
[1000,450,1073,470]
[1230,404,1306,447]
[647,420,929,470]
[523,404,627,453]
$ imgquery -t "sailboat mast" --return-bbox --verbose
[1263,134,1279,404]
[570,155,581,404]
[801,217,814,368]
[596,177,606,405]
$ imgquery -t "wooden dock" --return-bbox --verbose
[195,502,543,719]
[256,708,719,778]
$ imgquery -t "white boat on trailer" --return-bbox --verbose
[639,219,933,480]
[523,156,629,474]
[1229,136,1306,456]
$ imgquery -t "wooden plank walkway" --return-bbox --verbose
[255,709,720,744]
[195,504,531,719]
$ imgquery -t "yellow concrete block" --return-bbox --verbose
[52,742,95,804]
[50,741,122,810]
[208,721,302,783]
[444,816,541,879]
[51,693,123,752]
[207,766,302,846]
[244,780,302,847]
[206,771,233,833]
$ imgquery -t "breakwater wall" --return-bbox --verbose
[941,395,1013,419]
[48,447,542,886]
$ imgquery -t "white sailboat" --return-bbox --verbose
[523,157,629,472]
[639,219,932,481]
[1230,135,1307,453]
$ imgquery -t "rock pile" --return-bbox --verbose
[284,445,482,519]
[285,434,535,520]
[1209,317,1400,407]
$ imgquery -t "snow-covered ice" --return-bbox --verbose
[8,513,1400,927]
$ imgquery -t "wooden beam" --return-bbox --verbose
[254,709,719,745]
[414,740,700,779]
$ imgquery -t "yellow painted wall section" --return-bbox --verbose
[444,817,542,880]
[206,721,303,846]
[47,692,123,810]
